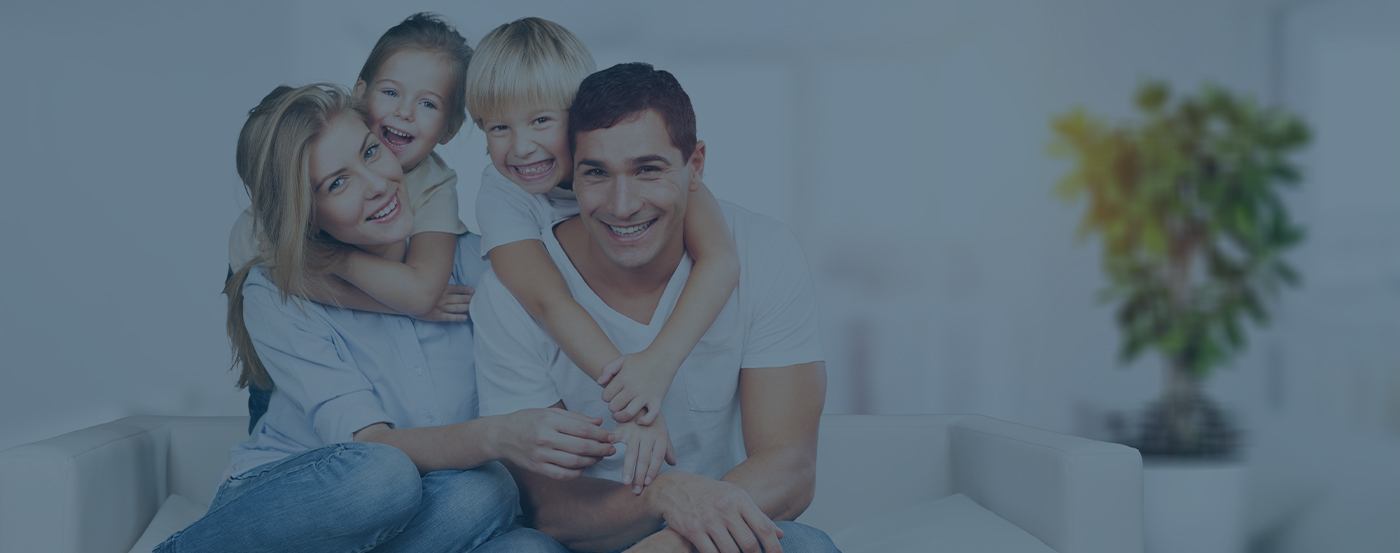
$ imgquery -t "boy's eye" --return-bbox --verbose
[420,99,437,110]
[533,116,552,125]
[488,124,507,133]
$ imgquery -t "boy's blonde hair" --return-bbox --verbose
[465,17,596,125]
[226,83,359,390]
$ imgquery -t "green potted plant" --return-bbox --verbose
[1050,81,1309,457]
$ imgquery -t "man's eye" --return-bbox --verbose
[364,143,379,160]
[583,168,605,177]
[381,89,398,98]
[639,166,662,175]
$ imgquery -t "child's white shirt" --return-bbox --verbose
[475,165,579,258]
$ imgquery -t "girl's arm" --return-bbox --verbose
[353,408,617,476]
[322,231,459,318]
[601,180,739,422]
[489,240,620,379]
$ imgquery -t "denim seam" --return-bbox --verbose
[200,443,355,520]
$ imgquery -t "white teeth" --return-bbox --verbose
[608,221,651,236]
[369,196,398,220]
[385,127,412,139]
[513,160,552,176]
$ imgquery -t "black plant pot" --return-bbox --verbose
[1133,387,1241,459]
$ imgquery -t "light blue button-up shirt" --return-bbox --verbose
[227,234,489,478]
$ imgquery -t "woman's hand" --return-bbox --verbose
[489,408,617,480]
[614,415,677,494]
[415,284,474,323]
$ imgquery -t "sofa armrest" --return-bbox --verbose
[0,417,172,553]
[950,416,1143,553]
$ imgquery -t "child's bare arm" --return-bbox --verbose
[331,231,458,318]
[602,179,739,423]
[489,239,621,379]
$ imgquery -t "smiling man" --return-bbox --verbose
[471,62,839,553]
[470,62,840,551]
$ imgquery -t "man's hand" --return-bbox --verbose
[599,350,679,425]
[647,471,784,553]
[416,284,474,323]
[615,416,678,494]
[490,408,617,480]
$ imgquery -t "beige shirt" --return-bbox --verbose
[228,151,467,268]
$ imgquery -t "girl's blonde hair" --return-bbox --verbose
[464,17,596,125]
[226,83,359,390]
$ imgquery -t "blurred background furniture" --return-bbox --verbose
[0,414,1142,553]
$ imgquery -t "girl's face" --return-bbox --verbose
[309,112,413,249]
[356,49,455,172]
[480,104,572,195]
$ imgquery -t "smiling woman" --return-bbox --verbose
[153,83,609,553]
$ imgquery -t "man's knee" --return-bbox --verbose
[775,521,841,553]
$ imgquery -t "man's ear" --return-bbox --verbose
[352,80,367,100]
[687,140,706,190]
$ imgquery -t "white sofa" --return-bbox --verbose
[0,414,1142,553]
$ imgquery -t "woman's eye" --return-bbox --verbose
[328,176,346,192]
[364,143,379,160]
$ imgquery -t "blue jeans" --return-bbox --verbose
[154,442,519,553]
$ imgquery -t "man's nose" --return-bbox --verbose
[609,176,642,219]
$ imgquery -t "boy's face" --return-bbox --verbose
[572,109,703,271]
[480,104,572,195]
[355,49,454,172]
[309,112,413,248]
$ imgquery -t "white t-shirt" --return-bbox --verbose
[474,165,579,257]
[471,202,824,481]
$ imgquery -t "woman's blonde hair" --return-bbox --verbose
[464,17,596,125]
[226,83,359,390]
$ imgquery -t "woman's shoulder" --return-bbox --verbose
[452,232,489,286]
[239,267,334,331]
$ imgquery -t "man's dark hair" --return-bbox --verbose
[569,62,697,161]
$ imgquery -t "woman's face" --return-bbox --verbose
[308,112,413,248]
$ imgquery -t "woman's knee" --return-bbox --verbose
[325,442,423,528]
[419,462,519,533]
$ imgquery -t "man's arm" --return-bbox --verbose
[722,361,826,520]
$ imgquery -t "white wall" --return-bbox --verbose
[0,0,1293,449]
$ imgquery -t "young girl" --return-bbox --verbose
[167,83,602,553]
[465,17,740,494]
[229,12,475,323]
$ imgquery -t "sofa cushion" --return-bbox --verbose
[126,494,206,553]
[830,493,1057,553]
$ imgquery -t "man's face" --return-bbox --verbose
[572,109,703,271]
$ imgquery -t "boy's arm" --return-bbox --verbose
[602,181,739,422]
[489,240,621,379]
[330,231,458,317]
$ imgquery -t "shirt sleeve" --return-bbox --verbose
[228,209,258,269]
[740,218,826,369]
[470,269,563,416]
[241,273,395,443]
[408,156,468,236]
[452,233,490,288]
[475,166,552,257]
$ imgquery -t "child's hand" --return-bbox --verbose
[416,284,474,323]
[614,415,677,495]
[598,350,678,425]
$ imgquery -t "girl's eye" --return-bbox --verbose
[420,99,437,110]
[364,143,379,160]
[328,176,346,193]
[380,89,398,98]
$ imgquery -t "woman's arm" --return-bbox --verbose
[489,240,622,379]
